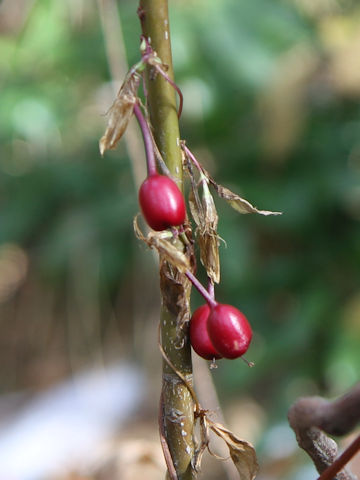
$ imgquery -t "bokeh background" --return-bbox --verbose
[0,0,359,479]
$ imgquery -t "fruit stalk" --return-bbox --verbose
[133,103,157,176]
[138,1,195,478]
[185,270,217,309]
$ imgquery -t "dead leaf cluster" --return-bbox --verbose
[184,146,281,285]
[99,41,182,157]
[188,168,221,284]
[134,216,195,334]
[133,216,190,274]
[204,167,282,216]
[193,412,259,480]
[99,71,141,156]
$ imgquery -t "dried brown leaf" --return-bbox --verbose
[188,189,201,228]
[201,181,218,226]
[198,230,220,284]
[133,214,147,242]
[133,217,190,274]
[99,73,140,155]
[213,183,281,215]
[153,235,190,274]
[200,167,281,216]
[135,215,194,332]
[198,181,220,283]
[209,421,259,480]
[188,177,220,283]
[193,415,209,473]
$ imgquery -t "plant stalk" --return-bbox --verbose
[133,103,157,177]
[138,1,195,479]
[185,270,217,309]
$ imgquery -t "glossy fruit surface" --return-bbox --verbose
[207,304,252,359]
[190,304,222,360]
[139,174,186,231]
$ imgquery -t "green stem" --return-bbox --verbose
[138,2,195,479]
[138,0,183,183]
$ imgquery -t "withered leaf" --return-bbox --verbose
[202,180,218,226]
[188,178,220,284]
[199,181,220,283]
[200,167,281,216]
[150,234,190,274]
[133,216,190,274]
[198,231,220,284]
[99,73,140,155]
[209,421,259,480]
[212,183,281,215]
[188,189,202,229]
[192,415,209,473]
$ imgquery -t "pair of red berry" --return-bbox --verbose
[190,303,252,360]
[138,172,253,362]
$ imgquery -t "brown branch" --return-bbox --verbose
[288,383,360,480]
[318,435,360,480]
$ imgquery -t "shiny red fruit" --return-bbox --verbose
[207,304,252,359]
[139,174,186,231]
[190,304,222,360]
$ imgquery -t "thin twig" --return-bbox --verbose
[155,64,184,119]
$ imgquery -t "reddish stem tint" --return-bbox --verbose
[133,102,157,177]
[185,270,217,309]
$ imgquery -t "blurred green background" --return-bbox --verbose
[0,0,359,479]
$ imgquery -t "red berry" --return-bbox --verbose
[139,174,186,231]
[190,304,222,360]
[207,303,252,359]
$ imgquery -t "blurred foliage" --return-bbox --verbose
[0,0,360,476]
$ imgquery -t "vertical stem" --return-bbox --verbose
[138,2,195,480]
[138,0,183,184]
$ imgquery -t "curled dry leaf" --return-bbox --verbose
[198,181,220,284]
[192,414,209,473]
[133,216,190,274]
[200,167,282,216]
[188,171,220,284]
[160,249,193,335]
[135,215,194,333]
[209,421,259,480]
[188,189,201,227]
[211,182,281,216]
[99,72,140,155]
